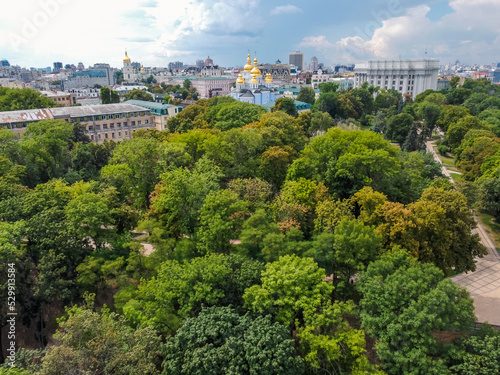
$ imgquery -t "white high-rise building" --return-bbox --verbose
[310,56,319,72]
[354,59,439,99]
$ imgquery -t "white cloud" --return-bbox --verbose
[270,5,302,15]
[301,1,500,64]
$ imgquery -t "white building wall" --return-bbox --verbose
[354,59,439,99]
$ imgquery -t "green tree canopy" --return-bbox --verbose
[271,97,299,118]
[0,87,56,111]
[244,254,332,327]
[124,89,154,102]
[162,306,304,375]
[296,87,316,105]
[38,301,162,375]
[358,249,476,375]
[100,87,120,104]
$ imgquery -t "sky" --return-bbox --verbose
[0,0,499,69]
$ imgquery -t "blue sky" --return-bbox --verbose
[0,0,499,69]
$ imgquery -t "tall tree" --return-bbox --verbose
[296,86,316,105]
[272,97,299,118]
[358,249,476,375]
[244,254,332,327]
[163,306,304,375]
[100,87,120,104]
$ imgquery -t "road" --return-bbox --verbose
[426,139,500,325]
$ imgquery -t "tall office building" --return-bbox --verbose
[289,51,305,71]
[354,59,439,100]
[309,56,319,72]
[53,62,63,73]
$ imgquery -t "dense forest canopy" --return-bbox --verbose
[1,80,500,374]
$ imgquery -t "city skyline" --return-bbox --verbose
[0,0,499,69]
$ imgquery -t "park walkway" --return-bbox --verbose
[426,140,500,325]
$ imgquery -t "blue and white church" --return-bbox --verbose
[230,54,281,105]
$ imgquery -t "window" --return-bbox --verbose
[118,132,121,137]
[131,121,136,126]
[125,131,128,136]
[123,122,128,127]
[95,125,100,130]
[117,122,121,127]
[103,124,108,129]
[112,133,115,138]
[105,133,108,139]
[138,121,142,125]
[88,125,93,130]
[91,135,94,140]
[98,134,101,139]
[110,123,114,128]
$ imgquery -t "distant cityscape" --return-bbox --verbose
[1,49,499,144]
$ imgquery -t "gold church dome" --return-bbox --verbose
[236,74,245,84]
[244,54,253,71]
[123,51,131,63]
[265,73,273,83]
[250,74,258,83]
[141,64,145,72]
[251,57,261,76]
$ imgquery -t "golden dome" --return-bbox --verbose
[251,57,261,76]
[123,51,131,63]
[265,73,273,83]
[236,74,245,84]
[250,74,258,83]
[244,54,253,71]
[141,64,145,72]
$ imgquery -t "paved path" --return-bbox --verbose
[426,140,500,325]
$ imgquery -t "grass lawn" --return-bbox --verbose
[477,211,500,250]
[437,152,456,166]
[450,172,462,181]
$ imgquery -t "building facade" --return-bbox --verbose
[51,104,155,143]
[258,64,291,83]
[310,56,319,72]
[289,51,305,72]
[124,100,182,131]
[0,108,53,134]
[0,104,155,142]
[62,66,115,90]
[354,59,439,99]
[190,77,236,99]
[39,91,77,106]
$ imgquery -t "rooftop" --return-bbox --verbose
[125,99,177,109]
[0,108,53,124]
[51,103,148,117]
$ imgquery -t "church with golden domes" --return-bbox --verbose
[230,54,281,105]
[122,51,149,83]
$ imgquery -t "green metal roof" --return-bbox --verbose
[125,100,176,109]
[260,100,311,112]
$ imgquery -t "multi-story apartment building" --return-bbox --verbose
[124,100,183,131]
[39,91,77,106]
[0,104,154,143]
[354,59,439,99]
[51,104,154,143]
